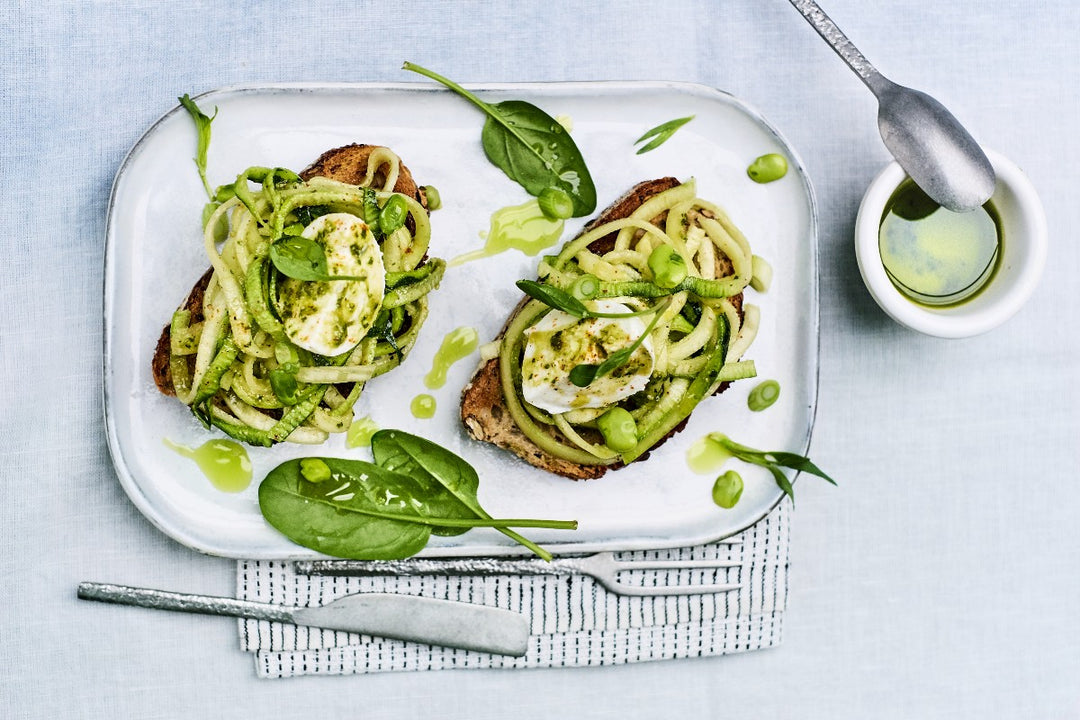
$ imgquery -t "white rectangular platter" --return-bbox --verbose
[104,81,818,559]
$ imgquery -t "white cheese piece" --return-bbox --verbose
[521,300,654,415]
[278,213,384,356]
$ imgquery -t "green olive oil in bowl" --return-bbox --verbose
[878,179,1002,307]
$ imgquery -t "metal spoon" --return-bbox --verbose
[788,0,995,212]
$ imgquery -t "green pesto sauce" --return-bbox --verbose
[345,415,379,448]
[449,199,564,266]
[878,179,1002,307]
[164,437,252,493]
[524,320,637,388]
[410,393,437,419]
[424,326,479,390]
[685,434,733,475]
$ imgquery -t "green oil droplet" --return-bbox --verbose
[686,434,733,475]
[346,415,379,448]
[424,327,479,389]
[410,393,437,419]
[448,199,564,266]
[164,437,252,493]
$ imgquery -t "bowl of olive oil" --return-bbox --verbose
[855,149,1046,338]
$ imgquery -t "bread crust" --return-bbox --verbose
[151,144,423,397]
[460,178,745,480]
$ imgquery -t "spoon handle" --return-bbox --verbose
[787,0,889,94]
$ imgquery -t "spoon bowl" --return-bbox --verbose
[790,0,995,212]
[876,81,997,212]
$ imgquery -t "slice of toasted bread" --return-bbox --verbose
[152,144,424,397]
[460,178,743,480]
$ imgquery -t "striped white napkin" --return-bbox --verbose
[237,501,790,678]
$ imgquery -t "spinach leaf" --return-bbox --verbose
[371,429,554,560]
[269,236,330,281]
[259,458,433,560]
[403,62,596,217]
[259,445,578,560]
[268,236,366,282]
[634,115,694,155]
[178,93,218,199]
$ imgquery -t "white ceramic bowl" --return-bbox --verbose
[854,149,1047,338]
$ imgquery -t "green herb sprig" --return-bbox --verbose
[515,279,660,319]
[707,433,836,504]
[178,94,217,198]
[634,115,695,154]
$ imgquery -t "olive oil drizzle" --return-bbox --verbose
[164,437,252,492]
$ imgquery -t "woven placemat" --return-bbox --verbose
[238,501,790,678]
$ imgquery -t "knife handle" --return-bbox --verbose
[77,582,293,624]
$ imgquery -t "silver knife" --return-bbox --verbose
[77,581,530,656]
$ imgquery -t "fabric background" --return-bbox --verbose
[3,1,1079,718]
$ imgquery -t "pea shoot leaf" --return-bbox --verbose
[178,93,218,198]
[515,279,588,318]
[634,115,695,154]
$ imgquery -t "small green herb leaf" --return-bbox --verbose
[178,94,218,199]
[403,62,597,217]
[269,237,331,281]
[634,115,694,155]
[516,279,589,318]
[568,363,598,387]
[708,434,836,504]
[361,188,384,238]
[268,237,367,283]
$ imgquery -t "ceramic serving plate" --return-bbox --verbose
[103,81,818,559]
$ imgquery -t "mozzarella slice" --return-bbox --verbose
[521,300,654,415]
[277,213,384,356]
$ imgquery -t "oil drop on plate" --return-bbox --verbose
[163,437,252,493]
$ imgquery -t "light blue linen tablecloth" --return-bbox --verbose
[3,1,1078,717]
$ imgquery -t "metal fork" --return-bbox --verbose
[295,550,742,597]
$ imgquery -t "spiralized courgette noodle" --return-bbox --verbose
[167,148,443,446]
[500,179,760,466]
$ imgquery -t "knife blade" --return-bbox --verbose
[77,581,530,656]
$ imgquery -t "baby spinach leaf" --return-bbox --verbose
[259,448,578,560]
[178,93,217,199]
[259,458,433,560]
[371,429,554,559]
[371,429,482,538]
[634,115,694,155]
[268,237,366,283]
[270,236,329,280]
[403,62,596,217]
